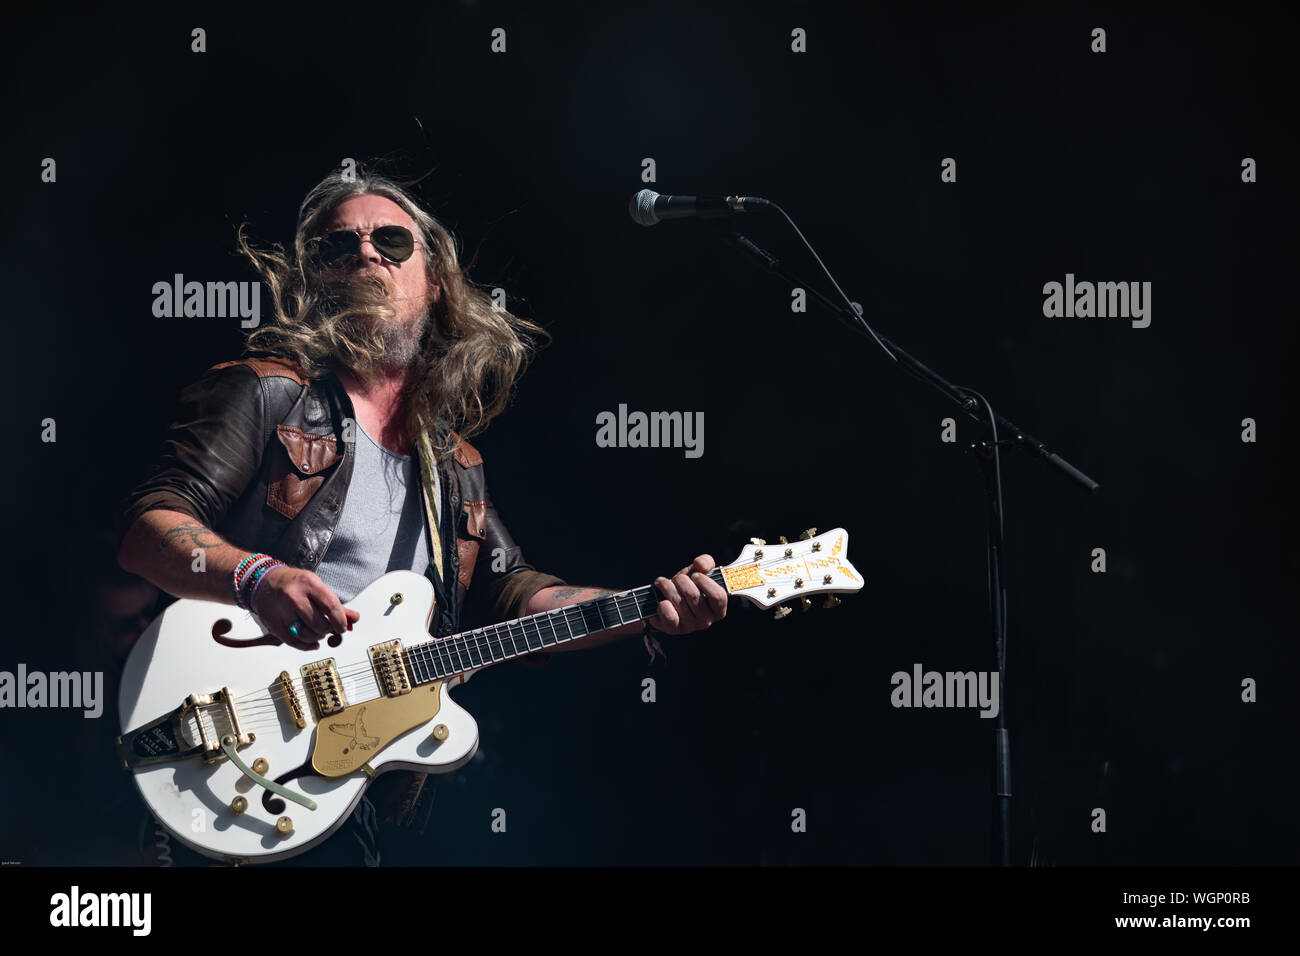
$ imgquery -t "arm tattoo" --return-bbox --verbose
[159,522,224,552]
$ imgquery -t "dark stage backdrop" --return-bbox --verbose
[1,2,1295,868]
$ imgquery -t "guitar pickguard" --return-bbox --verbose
[310,681,445,777]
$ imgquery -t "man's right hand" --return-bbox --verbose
[250,566,360,650]
[118,511,360,649]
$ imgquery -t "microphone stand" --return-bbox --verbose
[722,230,1099,867]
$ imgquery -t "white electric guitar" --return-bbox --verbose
[117,527,863,863]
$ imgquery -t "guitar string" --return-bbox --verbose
[227,575,840,726]
[221,589,663,725]
[181,555,853,738]
[222,590,660,723]
[228,579,678,712]
[227,588,657,713]
[227,565,736,712]
[228,554,850,722]
[223,552,853,723]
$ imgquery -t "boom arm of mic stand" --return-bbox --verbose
[723,231,1100,495]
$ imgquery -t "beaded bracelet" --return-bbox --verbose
[241,554,278,582]
[241,560,281,611]
[237,557,279,608]
[233,554,272,593]
[232,553,277,609]
[245,561,286,613]
[231,553,268,606]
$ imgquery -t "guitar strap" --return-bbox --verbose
[414,420,445,597]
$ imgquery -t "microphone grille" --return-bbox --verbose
[629,189,661,227]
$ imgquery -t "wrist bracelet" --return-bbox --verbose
[232,554,263,606]
[246,561,286,612]
[238,557,278,608]
[232,553,276,609]
[233,552,268,583]
[241,554,277,583]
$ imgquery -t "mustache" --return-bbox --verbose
[348,268,394,295]
[318,268,395,313]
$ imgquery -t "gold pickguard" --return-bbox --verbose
[311,682,443,778]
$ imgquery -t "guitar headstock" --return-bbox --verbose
[719,527,863,618]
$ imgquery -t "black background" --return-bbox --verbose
[1,2,1295,867]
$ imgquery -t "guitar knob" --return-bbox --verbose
[276,816,294,836]
[822,594,842,609]
[431,723,449,742]
[230,795,248,815]
[799,596,812,612]
[798,528,818,540]
[773,605,792,620]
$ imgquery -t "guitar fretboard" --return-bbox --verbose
[403,568,726,682]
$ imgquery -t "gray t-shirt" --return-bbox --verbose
[314,423,433,604]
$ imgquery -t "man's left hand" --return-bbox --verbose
[650,554,728,634]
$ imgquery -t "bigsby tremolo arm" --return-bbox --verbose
[116,688,253,770]
[218,735,317,811]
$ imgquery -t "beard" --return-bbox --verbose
[372,308,430,370]
[321,268,436,382]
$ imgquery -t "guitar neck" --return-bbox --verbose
[403,568,727,682]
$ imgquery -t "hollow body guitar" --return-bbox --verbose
[117,528,862,863]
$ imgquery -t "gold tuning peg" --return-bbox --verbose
[778,535,788,544]
[749,537,766,546]
[799,596,812,612]
[822,594,841,609]
[773,605,792,620]
[798,528,818,540]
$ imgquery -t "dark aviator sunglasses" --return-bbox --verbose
[311,225,420,268]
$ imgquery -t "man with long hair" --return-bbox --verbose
[114,167,727,864]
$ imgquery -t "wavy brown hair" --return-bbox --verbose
[239,166,547,456]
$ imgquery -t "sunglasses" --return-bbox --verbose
[312,225,420,267]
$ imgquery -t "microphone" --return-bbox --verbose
[628,189,766,227]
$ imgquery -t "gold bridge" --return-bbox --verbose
[311,682,445,778]
[276,670,306,729]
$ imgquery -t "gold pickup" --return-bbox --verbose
[301,659,346,718]
[368,640,412,697]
